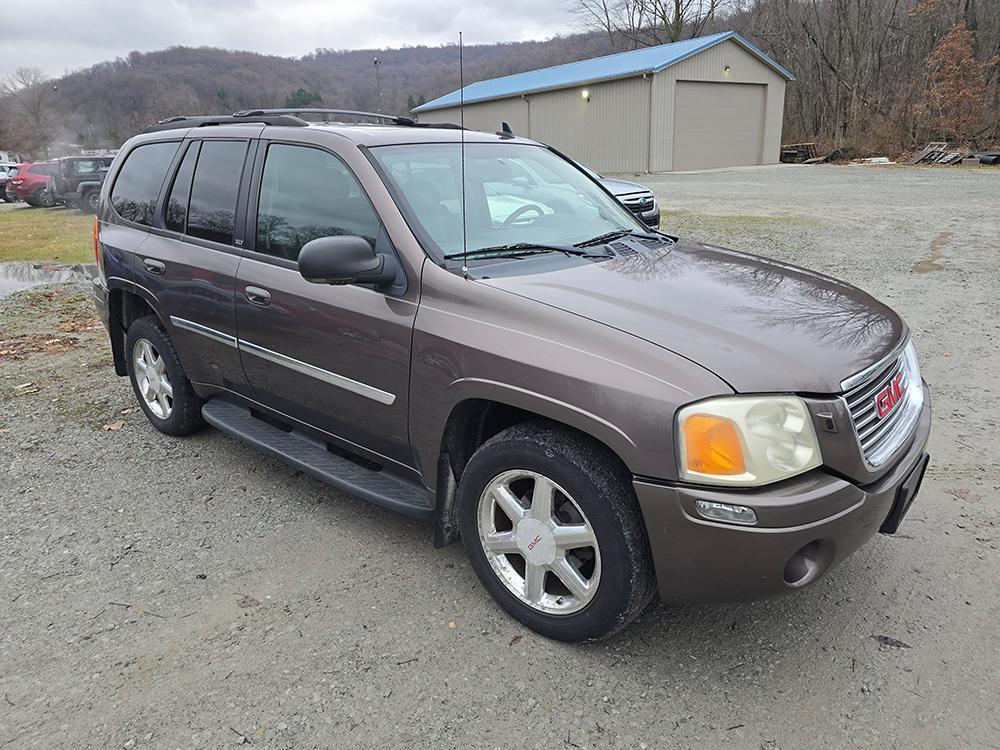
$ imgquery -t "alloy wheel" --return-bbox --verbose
[477,469,601,614]
[133,338,173,419]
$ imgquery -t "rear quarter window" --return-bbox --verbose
[110,142,180,226]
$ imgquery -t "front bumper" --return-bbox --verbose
[636,385,931,604]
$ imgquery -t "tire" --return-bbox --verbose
[458,422,655,642]
[34,189,55,208]
[125,316,205,436]
[80,190,99,214]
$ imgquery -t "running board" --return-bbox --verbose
[202,399,433,519]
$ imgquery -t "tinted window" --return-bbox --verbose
[110,142,180,226]
[165,142,199,233]
[28,163,57,176]
[256,144,380,262]
[187,140,248,245]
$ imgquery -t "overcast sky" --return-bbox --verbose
[2,0,581,77]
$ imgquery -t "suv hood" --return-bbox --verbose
[480,239,905,394]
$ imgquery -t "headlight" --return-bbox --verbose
[676,395,822,486]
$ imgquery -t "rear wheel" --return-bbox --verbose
[125,316,204,436]
[80,189,99,214]
[34,188,55,208]
[458,423,655,642]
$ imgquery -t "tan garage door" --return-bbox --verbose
[672,81,765,171]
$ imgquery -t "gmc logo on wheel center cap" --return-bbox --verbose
[527,534,543,551]
[875,372,906,419]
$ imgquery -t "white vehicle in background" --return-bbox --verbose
[0,163,20,202]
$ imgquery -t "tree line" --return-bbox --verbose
[1,1,996,161]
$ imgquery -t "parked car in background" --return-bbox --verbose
[0,163,19,202]
[7,161,59,206]
[577,162,660,228]
[48,154,115,213]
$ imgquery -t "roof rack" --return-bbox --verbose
[233,108,417,126]
[143,109,468,134]
[143,114,309,133]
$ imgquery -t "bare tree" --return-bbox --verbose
[0,67,57,157]
[572,0,734,47]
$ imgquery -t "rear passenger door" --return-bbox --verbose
[131,130,258,394]
[234,138,417,469]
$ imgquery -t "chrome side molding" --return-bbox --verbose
[169,316,238,348]
[239,339,396,405]
[169,316,396,406]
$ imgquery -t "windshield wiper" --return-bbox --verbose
[574,229,664,247]
[444,242,610,261]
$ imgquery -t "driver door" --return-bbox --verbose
[234,140,417,469]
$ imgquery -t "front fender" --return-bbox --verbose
[408,263,733,491]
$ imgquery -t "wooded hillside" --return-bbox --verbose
[1,0,996,160]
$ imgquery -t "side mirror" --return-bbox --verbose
[298,235,397,287]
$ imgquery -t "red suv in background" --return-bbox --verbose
[7,161,59,206]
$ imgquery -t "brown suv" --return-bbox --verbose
[91,109,931,642]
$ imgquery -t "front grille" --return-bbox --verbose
[621,193,654,213]
[842,344,923,467]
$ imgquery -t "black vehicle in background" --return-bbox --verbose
[48,155,115,213]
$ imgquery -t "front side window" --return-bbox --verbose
[369,143,644,259]
[110,142,180,226]
[255,144,380,262]
[187,140,248,245]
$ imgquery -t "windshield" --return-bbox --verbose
[370,143,647,260]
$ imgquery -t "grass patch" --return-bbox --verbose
[0,207,94,263]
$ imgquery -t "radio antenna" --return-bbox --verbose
[459,31,468,279]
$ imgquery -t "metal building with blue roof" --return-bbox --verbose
[413,31,793,173]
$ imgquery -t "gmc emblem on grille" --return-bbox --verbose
[875,373,906,418]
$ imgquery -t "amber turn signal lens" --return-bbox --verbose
[683,414,746,475]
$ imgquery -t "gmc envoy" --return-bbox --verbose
[91,109,931,641]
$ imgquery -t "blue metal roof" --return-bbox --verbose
[413,31,794,113]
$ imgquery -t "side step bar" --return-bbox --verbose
[202,399,433,519]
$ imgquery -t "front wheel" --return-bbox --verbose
[458,423,655,642]
[125,316,204,436]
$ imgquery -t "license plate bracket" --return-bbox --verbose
[880,452,930,535]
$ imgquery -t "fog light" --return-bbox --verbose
[694,500,758,525]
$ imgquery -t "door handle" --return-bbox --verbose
[244,286,271,306]
[142,258,165,275]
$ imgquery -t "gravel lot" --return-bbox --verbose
[1,164,998,749]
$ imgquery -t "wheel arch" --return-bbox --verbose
[431,382,637,548]
[107,285,162,376]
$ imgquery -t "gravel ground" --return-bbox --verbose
[1,164,998,750]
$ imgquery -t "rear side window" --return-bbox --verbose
[165,142,199,233]
[28,163,56,176]
[110,142,179,226]
[187,140,248,245]
[255,144,380,262]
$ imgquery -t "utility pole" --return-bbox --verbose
[373,57,382,113]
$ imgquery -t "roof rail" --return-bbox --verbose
[142,114,309,133]
[233,108,418,126]
[143,110,468,134]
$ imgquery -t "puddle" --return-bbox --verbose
[911,232,951,273]
[0,262,95,299]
